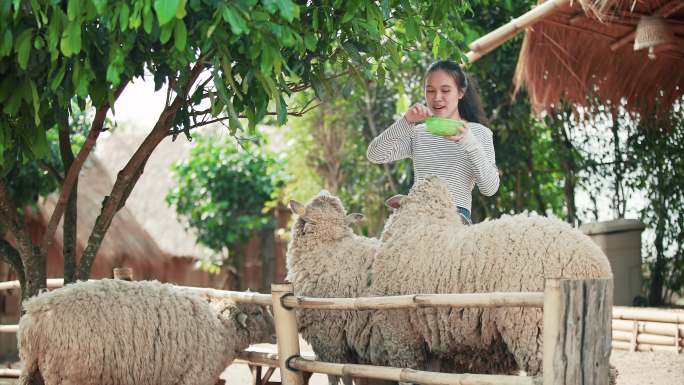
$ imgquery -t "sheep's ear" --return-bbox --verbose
[289,200,307,216]
[385,194,406,210]
[344,213,364,225]
[237,312,248,329]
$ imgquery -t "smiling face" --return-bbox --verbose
[425,69,465,120]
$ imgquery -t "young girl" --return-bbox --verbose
[366,60,499,224]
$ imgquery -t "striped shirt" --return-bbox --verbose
[366,117,499,212]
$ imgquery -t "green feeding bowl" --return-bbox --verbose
[425,117,464,136]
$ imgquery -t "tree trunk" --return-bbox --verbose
[59,124,78,283]
[76,63,204,280]
[22,245,47,300]
[648,187,667,306]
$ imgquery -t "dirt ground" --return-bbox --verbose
[222,344,684,385]
[3,345,683,385]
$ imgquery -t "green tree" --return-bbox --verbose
[628,107,684,305]
[464,1,568,221]
[167,133,286,288]
[1,0,481,299]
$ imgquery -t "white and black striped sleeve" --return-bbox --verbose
[366,117,415,164]
[461,125,499,196]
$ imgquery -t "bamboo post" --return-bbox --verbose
[542,279,561,385]
[544,278,612,385]
[465,0,571,63]
[113,267,133,281]
[271,283,304,385]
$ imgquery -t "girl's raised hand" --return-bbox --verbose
[404,104,432,123]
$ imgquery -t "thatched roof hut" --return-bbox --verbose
[23,155,167,279]
[95,131,214,260]
[514,0,684,114]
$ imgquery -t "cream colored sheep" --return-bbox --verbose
[287,191,379,385]
[368,176,613,376]
[17,279,275,385]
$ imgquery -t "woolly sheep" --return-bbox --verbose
[287,191,379,384]
[368,176,613,376]
[17,279,275,385]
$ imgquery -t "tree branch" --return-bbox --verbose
[40,81,129,255]
[76,62,205,280]
[0,238,25,287]
[0,178,34,259]
[58,123,78,284]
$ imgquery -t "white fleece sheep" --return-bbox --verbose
[286,191,379,374]
[17,279,275,385]
[368,176,613,375]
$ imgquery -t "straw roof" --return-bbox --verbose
[514,0,684,114]
[38,156,165,264]
[95,131,213,259]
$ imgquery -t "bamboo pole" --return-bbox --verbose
[612,341,681,353]
[0,324,18,333]
[612,330,679,346]
[288,357,535,385]
[0,278,65,291]
[613,307,684,323]
[613,319,684,337]
[465,0,571,63]
[0,369,20,378]
[181,287,272,306]
[113,267,133,281]
[282,292,544,310]
[271,283,304,385]
[542,279,561,385]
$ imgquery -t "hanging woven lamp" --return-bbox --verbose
[634,15,676,60]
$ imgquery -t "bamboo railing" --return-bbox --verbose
[0,277,613,385]
[611,307,684,353]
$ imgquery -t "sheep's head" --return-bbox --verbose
[215,300,276,348]
[289,190,364,242]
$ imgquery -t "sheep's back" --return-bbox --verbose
[18,279,227,385]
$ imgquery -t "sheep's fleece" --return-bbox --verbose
[368,176,613,375]
[286,191,379,368]
[17,279,275,385]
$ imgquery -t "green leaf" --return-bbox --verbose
[143,5,154,33]
[15,29,33,70]
[174,20,187,51]
[276,0,298,22]
[0,29,12,57]
[92,0,107,14]
[60,22,82,56]
[222,6,247,35]
[67,0,81,21]
[29,79,40,125]
[261,0,277,13]
[304,33,316,51]
[154,0,179,26]
[432,34,440,58]
[176,0,187,19]
[160,20,174,43]
[119,3,130,31]
[405,18,419,41]
[50,62,67,90]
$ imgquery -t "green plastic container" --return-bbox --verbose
[425,117,464,136]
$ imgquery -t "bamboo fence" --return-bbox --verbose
[611,306,684,353]
[0,277,613,385]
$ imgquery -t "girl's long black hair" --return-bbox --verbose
[426,60,488,125]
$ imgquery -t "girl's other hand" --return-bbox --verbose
[444,123,469,142]
[404,104,433,123]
